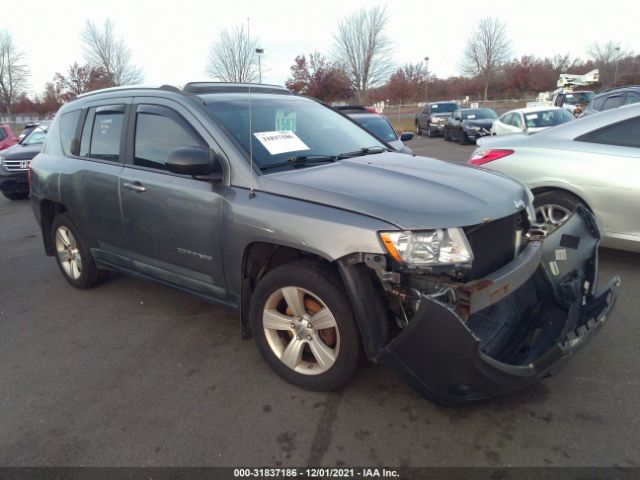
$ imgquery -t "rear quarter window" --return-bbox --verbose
[59,110,81,156]
[575,116,640,148]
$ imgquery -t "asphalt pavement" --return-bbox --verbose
[1,137,639,467]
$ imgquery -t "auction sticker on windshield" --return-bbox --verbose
[254,131,309,155]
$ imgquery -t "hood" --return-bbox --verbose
[258,152,529,230]
[463,119,495,128]
[1,142,43,160]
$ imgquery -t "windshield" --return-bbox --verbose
[205,95,386,171]
[431,103,457,113]
[22,126,47,145]
[524,109,574,128]
[462,109,498,120]
[351,115,398,142]
[563,92,594,105]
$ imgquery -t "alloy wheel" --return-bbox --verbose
[55,226,83,280]
[262,286,340,375]
[535,204,572,234]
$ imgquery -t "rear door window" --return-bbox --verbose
[624,92,640,105]
[602,95,624,111]
[592,96,606,111]
[79,105,126,161]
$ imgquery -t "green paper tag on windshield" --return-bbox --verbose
[275,110,297,132]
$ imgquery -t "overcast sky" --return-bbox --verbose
[3,0,638,96]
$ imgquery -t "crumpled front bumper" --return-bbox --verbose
[382,206,620,405]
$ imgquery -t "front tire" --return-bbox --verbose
[443,128,451,141]
[427,126,435,138]
[52,213,109,289]
[458,129,469,145]
[249,260,362,391]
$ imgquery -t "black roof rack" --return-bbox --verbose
[183,82,292,95]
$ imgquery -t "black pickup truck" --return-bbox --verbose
[415,102,458,137]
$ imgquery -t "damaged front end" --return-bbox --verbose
[340,206,620,405]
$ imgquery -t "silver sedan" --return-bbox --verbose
[469,103,640,253]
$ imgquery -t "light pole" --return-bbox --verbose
[424,57,429,105]
[256,48,264,83]
[613,46,621,87]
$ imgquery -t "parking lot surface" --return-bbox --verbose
[1,136,639,467]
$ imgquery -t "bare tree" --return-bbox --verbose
[460,17,510,100]
[332,5,394,103]
[82,19,143,87]
[0,31,29,116]
[207,25,259,83]
[588,41,633,87]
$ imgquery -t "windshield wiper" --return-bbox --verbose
[261,155,338,172]
[337,146,388,159]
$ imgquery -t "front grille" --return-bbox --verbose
[463,212,524,280]
[2,159,30,171]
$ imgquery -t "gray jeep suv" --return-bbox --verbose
[30,83,619,405]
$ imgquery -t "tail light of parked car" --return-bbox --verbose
[468,149,514,166]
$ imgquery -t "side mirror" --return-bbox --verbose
[167,146,220,180]
[400,132,414,142]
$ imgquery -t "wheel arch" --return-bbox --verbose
[239,242,391,361]
[240,242,334,338]
[39,199,68,256]
[530,185,594,213]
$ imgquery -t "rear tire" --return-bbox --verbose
[51,213,109,289]
[249,260,362,391]
[415,122,422,136]
[2,191,29,200]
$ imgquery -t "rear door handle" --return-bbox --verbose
[122,181,146,193]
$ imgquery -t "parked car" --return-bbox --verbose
[470,103,640,253]
[553,90,595,117]
[0,124,18,151]
[444,108,497,144]
[414,101,458,137]
[337,106,413,154]
[491,107,574,136]
[580,86,640,118]
[0,122,49,200]
[17,122,39,143]
[30,83,618,405]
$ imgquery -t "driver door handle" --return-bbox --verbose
[122,182,146,193]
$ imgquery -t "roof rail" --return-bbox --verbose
[599,85,640,94]
[183,82,291,95]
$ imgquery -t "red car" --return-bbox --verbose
[0,124,17,151]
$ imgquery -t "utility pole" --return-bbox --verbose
[424,57,430,105]
[613,46,621,87]
[256,48,264,83]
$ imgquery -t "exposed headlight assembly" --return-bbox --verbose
[469,126,481,131]
[379,228,473,267]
